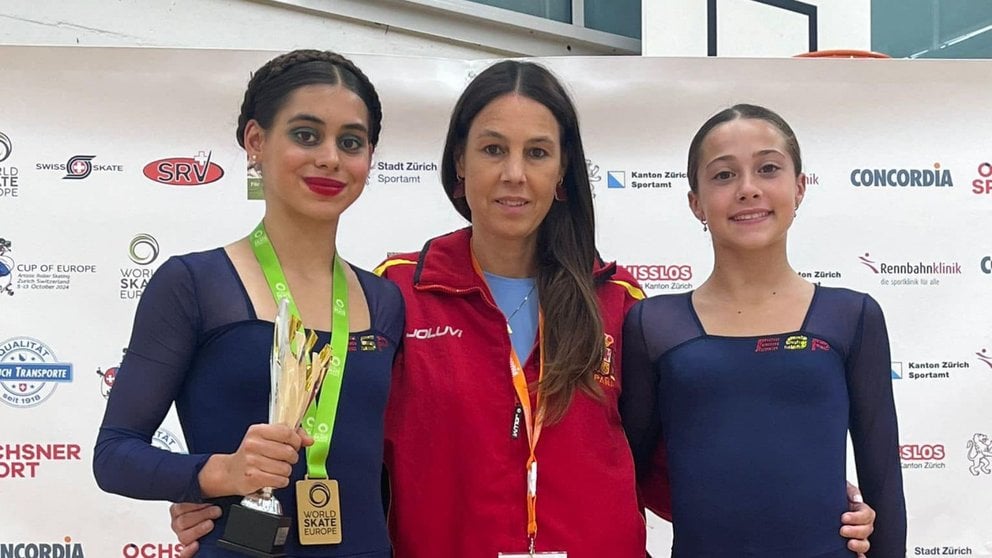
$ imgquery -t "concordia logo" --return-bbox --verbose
[0,536,85,558]
[143,150,224,186]
[850,162,953,188]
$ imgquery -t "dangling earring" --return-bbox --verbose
[554,179,567,202]
[701,219,708,232]
[794,205,799,217]
[250,154,262,174]
[453,175,465,199]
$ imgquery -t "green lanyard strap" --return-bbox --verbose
[250,221,349,480]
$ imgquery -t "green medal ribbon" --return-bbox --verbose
[250,221,349,480]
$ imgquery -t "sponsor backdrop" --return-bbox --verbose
[1,46,990,557]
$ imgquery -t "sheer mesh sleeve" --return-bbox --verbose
[847,295,907,557]
[620,300,662,474]
[93,256,211,502]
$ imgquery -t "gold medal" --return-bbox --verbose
[296,478,342,545]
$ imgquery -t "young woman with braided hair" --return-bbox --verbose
[93,49,401,557]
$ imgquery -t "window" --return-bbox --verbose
[466,0,641,39]
[872,0,992,58]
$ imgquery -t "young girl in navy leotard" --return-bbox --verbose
[622,104,906,557]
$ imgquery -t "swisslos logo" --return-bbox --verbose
[850,163,953,188]
[900,444,945,461]
[623,264,692,282]
[899,443,946,471]
[143,151,224,186]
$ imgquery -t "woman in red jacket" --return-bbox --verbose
[375,60,647,557]
[170,61,878,558]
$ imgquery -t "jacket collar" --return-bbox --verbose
[413,227,618,292]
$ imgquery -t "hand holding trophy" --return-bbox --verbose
[218,298,333,557]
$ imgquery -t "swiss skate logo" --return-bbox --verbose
[966,433,992,476]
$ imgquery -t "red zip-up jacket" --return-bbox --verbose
[376,228,654,558]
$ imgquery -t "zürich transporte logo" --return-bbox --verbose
[849,162,953,188]
[0,337,73,408]
[144,151,224,186]
[0,537,86,558]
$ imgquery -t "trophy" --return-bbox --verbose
[218,299,333,557]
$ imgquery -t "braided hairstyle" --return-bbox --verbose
[236,49,382,148]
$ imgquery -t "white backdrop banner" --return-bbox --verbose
[1,46,990,557]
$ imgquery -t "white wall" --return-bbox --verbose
[0,0,634,57]
[0,0,500,57]
[643,0,871,57]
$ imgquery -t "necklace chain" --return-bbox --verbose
[505,284,536,334]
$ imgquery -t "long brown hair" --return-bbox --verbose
[441,61,604,423]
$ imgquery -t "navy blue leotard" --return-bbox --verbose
[621,286,906,557]
[94,248,403,558]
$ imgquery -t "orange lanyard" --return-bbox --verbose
[472,252,545,553]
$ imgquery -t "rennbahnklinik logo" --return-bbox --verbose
[858,253,961,286]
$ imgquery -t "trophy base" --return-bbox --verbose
[217,503,291,558]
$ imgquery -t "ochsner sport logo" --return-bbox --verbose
[850,162,953,188]
[121,543,184,558]
[0,537,85,558]
[143,151,224,186]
